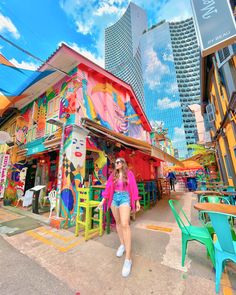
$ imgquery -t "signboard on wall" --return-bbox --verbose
[0,154,10,198]
[191,0,236,56]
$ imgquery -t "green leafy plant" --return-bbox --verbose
[188,144,216,166]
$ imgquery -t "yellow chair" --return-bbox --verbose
[75,188,103,241]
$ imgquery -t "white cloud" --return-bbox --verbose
[60,0,128,57]
[9,58,39,70]
[162,51,174,62]
[59,0,192,64]
[172,125,186,144]
[157,97,180,110]
[142,0,192,23]
[59,41,104,68]
[75,20,93,35]
[169,82,178,93]
[94,2,123,16]
[0,13,20,39]
[144,47,169,90]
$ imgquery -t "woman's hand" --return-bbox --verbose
[96,199,105,211]
[135,200,141,212]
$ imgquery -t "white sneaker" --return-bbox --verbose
[122,259,132,277]
[116,244,125,257]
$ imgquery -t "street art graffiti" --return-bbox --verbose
[0,154,10,198]
[15,66,145,149]
[10,63,148,226]
[15,116,29,145]
[16,166,28,199]
[60,126,88,228]
[34,97,47,138]
[4,162,27,201]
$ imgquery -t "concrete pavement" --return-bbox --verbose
[0,236,74,295]
[0,191,236,294]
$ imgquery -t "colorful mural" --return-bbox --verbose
[4,161,27,201]
[60,126,88,228]
[7,59,149,226]
[0,154,10,198]
[15,66,146,147]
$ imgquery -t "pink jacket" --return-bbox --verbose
[102,170,139,211]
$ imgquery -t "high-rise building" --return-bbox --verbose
[105,2,147,109]
[105,3,201,158]
[169,18,201,149]
[140,21,188,158]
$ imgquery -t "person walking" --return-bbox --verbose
[97,157,140,277]
[167,170,176,191]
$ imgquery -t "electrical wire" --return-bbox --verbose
[0,35,70,76]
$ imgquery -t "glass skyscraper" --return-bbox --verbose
[140,22,188,158]
[105,3,201,158]
[169,18,201,150]
[105,2,147,109]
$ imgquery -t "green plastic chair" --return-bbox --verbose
[199,195,230,223]
[199,196,236,240]
[138,182,150,210]
[169,199,215,267]
[202,211,236,293]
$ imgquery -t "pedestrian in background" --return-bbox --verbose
[97,157,140,277]
[167,169,176,191]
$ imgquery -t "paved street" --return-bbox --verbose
[0,235,74,295]
[1,191,236,295]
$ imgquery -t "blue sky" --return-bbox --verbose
[0,0,192,70]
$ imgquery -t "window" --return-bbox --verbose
[224,155,232,178]
[234,147,236,158]
[206,103,216,122]
[216,46,234,68]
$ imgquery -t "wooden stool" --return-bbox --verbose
[75,188,103,241]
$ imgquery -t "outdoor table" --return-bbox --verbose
[218,191,236,204]
[194,190,222,195]
[206,185,221,190]
[194,202,236,215]
[220,191,236,196]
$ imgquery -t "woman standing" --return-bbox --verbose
[97,157,140,277]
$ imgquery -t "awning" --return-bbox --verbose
[151,146,184,166]
[81,118,183,166]
[166,160,204,172]
[81,118,150,154]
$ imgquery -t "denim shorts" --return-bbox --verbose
[111,191,130,208]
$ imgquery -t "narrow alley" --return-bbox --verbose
[1,191,235,295]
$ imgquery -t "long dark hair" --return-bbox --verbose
[113,157,128,185]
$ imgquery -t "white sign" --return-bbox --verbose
[191,0,236,56]
[30,185,46,192]
[0,154,10,198]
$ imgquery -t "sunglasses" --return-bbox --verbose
[115,160,122,165]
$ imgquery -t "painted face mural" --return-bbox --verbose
[15,117,28,145]
[19,167,27,182]
[65,136,86,169]
[61,127,88,228]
